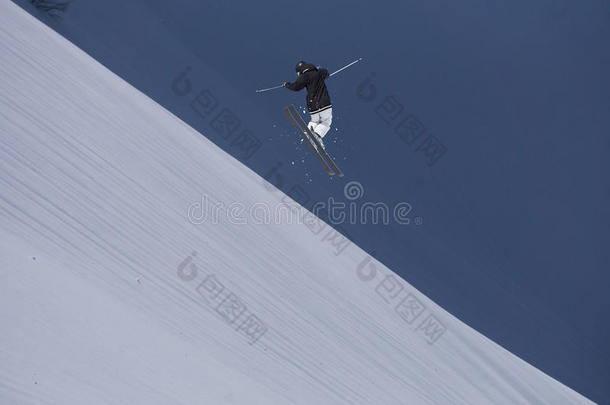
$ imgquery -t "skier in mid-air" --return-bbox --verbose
[283,61,332,149]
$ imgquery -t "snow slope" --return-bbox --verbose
[0,2,594,404]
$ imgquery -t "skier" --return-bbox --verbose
[283,61,332,149]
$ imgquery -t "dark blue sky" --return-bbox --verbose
[18,0,610,402]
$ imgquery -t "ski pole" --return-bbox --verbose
[329,57,363,77]
[255,84,285,93]
[256,58,363,93]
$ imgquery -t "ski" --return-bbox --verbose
[283,107,334,175]
[288,105,344,177]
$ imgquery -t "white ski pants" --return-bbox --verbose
[308,108,332,138]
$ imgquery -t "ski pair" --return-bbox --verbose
[283,105,344,177]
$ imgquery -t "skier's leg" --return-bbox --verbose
[313,108,332,138]
[308,112,321,134]
[306,111,324,149]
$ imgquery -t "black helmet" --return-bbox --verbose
[295,61,307,74]
[295,61,316,75]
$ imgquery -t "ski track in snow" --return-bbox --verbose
[0,2,594,404]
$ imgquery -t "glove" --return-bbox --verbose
[282,82,289,87]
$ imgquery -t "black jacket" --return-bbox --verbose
[285,63,331,113]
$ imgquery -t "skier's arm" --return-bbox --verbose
[319,68,329,79]
[283,74,307,91]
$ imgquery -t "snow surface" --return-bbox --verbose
[0,2,594,404]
